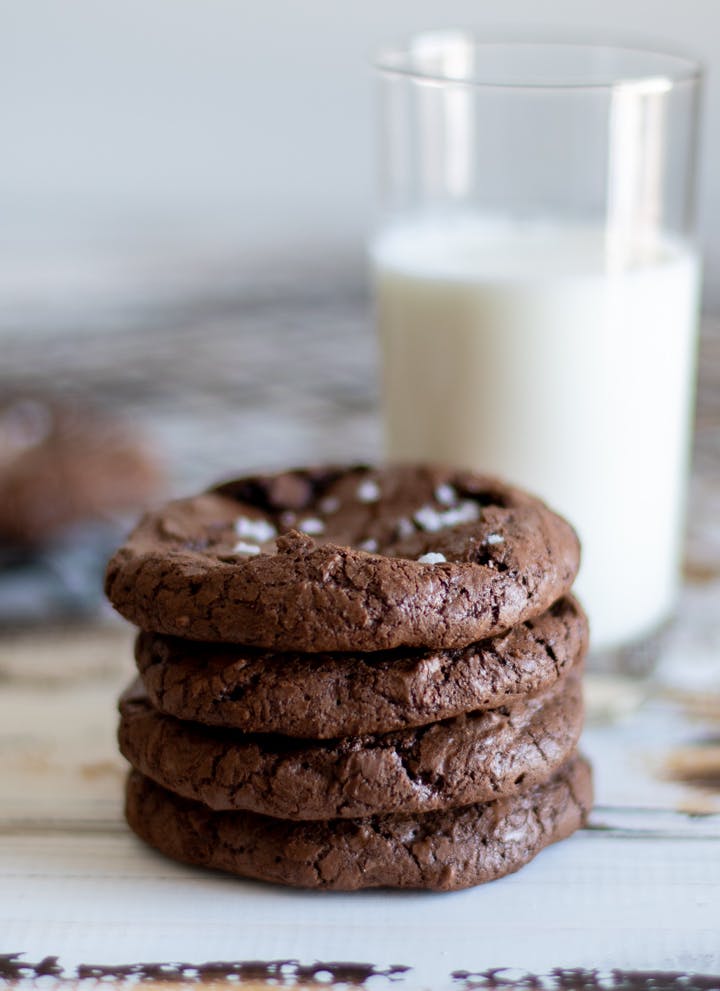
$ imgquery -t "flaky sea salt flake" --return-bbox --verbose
[357,479,380,503]
[415,500,480,533]
[414,506,444,532]
[417,552,447,564]
[396,517,415,539]
[446,500,480,525]
[435,484,457,506]
[234,517,277,543]
[299,517,325,535]
[233,540,261,556]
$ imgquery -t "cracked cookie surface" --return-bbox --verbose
[106,465,580,651]
[134,596,587,738]
[124,755,592,890]
[118,667,583,820]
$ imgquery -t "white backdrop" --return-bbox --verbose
[1,0,718,310]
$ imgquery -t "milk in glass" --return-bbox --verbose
[374,219,700,652]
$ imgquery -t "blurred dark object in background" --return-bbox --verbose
[0,523,126,626]
[0,395,164,626]
[0,396,163,544]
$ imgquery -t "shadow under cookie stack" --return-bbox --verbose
[106,465,593,891]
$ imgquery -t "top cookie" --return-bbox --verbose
[105,465,580,652]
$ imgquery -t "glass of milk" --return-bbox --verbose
[372,36,703,671]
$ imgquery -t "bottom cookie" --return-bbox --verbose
[125,755,592,891]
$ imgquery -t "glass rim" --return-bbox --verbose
[374,35,703,91]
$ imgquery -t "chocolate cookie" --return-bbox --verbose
[135,596,587,738]
[118,668,583,820]
[106,465,580,651]
[124,755,592,890]
[0,397,162,546]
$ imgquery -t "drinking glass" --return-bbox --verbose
[372,36,703,670]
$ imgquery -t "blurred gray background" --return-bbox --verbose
[1,0,718,316]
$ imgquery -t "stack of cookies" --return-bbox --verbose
[106,465,592,891]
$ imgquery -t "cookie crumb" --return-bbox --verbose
[417,552,447,564]
[234,517,277,543]
[357,479,380,503]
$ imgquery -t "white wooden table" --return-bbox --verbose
[1,303,719,989]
